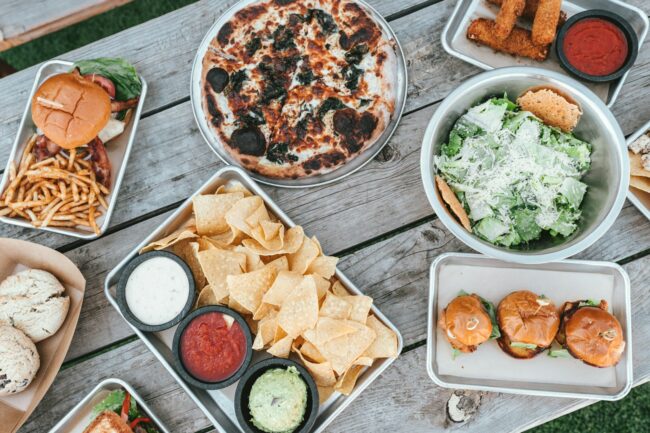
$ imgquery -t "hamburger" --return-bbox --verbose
[497,290,560,359]
[438,293,499,354]
[555,299,625,367]
[30,58,142,187]
[84,388,159,433]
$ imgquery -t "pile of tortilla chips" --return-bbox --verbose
[141,181,399,402]
[629,150,650,195]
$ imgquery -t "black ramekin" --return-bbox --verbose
[234,357,319,433]
[556,10,638,83]
[172,305,253,390]
[117,250,196,332]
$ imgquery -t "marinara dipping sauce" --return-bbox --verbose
[562,18,628,77]
[179,311,247,382]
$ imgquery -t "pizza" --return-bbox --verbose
[200,0,398,179]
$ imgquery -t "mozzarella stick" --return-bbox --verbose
[488,0,566,25]
[495,0,525,40]
[467,18,549,62]
[532,0,562,46]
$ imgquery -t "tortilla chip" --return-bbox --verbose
[288,236,320,274]
[309,274,330,300]
[253,302,274,321]
[193,192,244,235]
[265,256,289,273]
[140,229,197,253]
[267,334,293,358]
[305,360,337,387]
[306,256,338,279]
[245,202,271,228]
[169,240,207,289]
[315,317,357,343]
[631,175,650,193]
[250,220,285,250]
[316,321,376,375]
[435,175,471,231]
[278,276,319,338]
[242,226,305,255]
[196,285,219,307]
[363,315,399,359]
[263,271,303,306]
[228,296,249,316]
[233,245,264,272]
[331,280,349,297]
[197,248,246,301]
[226,196,267,237]
[217,181,252,196]
[227,266,278,314]
[629,151,650,178]
[345,295,373,324]
[320,292,352,320]
[335,364,365,396]
[300,341,326,363]
[317,386,335,404]
[354,356,374,366]
[253,313,278,350]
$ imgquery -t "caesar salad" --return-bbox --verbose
[434,91,592,248]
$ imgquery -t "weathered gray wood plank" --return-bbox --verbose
[0,0,430,165]
[20,252,650,433]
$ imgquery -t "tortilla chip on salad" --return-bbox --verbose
[630,175,650,193]
[435,175,472,231]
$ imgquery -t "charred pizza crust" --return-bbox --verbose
[201,0,397,179]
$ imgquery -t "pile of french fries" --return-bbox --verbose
[0,134,108,235]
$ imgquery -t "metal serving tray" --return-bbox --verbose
[48,378,169,433]
[0,60,147,239]
[104,166,403,433]
[189,0,408,188]
[441,0,649,107]
[426,253,633,401]
[626,119,650,221]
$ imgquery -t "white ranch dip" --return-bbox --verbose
[125,256,190,325]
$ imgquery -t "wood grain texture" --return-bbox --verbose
[19,252,650,433]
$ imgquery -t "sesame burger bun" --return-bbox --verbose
[497,290,560,359]
[31,72,111,149]
[438,294,493,353]
[556,300,625,368]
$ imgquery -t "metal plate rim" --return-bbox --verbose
[625,118,650,221]
[188,0,408,188]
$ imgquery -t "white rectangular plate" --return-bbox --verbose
[427,253,633,400]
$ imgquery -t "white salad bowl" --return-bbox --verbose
[420,67,629,264]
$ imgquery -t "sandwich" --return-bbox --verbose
[438,292,500,355]
[31,58,142,188]
[84,389,159,433]
[555,299,625,367]
[497,290,560,358]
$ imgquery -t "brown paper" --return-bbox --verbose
[0,238,86,433]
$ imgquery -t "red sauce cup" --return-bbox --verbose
[172,305,253,390]
[556,10,638,83]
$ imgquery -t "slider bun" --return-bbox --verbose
[497,290,560,359]
[31,72,111,149]
[439,294,492,352]
[564,306,625,368]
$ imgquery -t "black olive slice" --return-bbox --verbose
[230,127,267,156]
[206,68,229,93]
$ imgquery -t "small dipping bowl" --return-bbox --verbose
[556,10,638,83]
[117,250,195,332]
[235,358,319,433]
[172,305,253,390]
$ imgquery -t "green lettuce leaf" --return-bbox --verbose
[74,57,142,101]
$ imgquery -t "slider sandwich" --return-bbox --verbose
[497,290,560,358]
[555,299,625,367]
[438,292,500,354]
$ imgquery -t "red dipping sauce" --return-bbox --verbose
[180,311,247,382]
[562,18,629,76]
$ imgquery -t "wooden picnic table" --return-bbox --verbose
[2,0,649,431]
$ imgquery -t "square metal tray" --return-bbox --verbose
[441,0,649,107]
[626,119,650,221]
[426,253,633,401]
[0,60,148,239]
[104,166,404,433]
[48,378,170,432]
